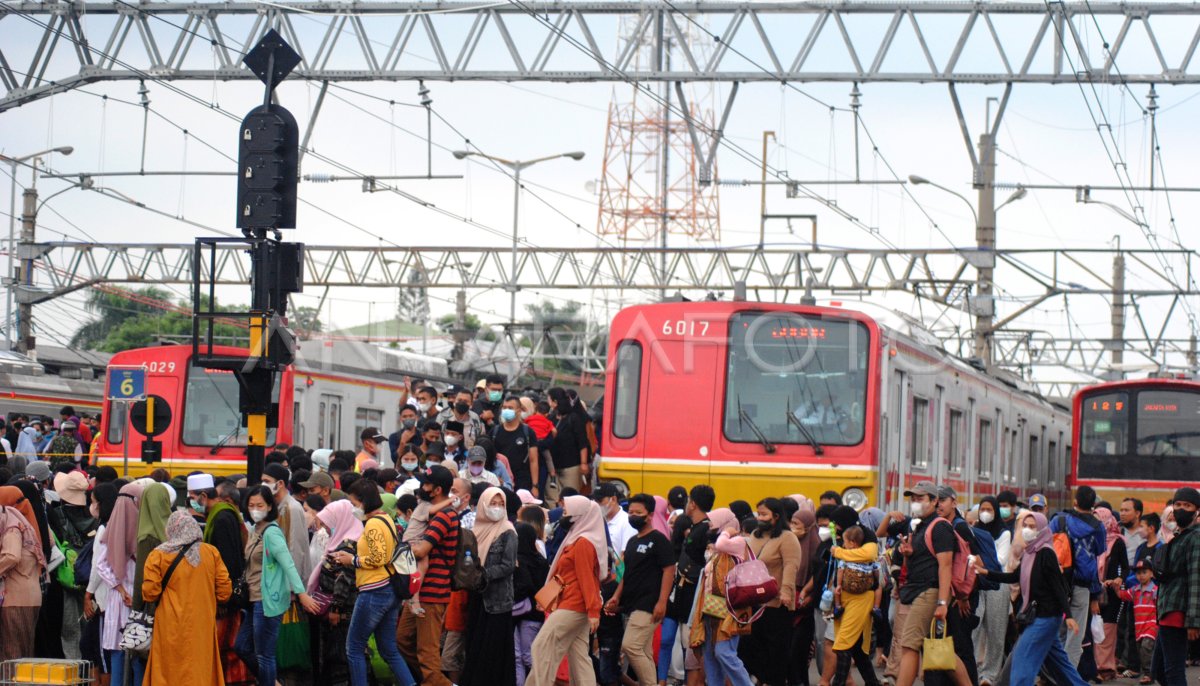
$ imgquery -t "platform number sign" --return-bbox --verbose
[107,368,146,401]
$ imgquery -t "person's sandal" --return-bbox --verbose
[1139,677,1152,684]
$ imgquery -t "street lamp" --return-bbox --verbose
[1,146,73,351]
[451,149,586,326]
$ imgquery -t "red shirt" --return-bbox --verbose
[421,508,460,604]
[525,414,555,441]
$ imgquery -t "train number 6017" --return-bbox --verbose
[661,320,710,336]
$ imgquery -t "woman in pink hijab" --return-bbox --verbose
[651,495,672,538]
[1094,507,1128,680]
[307,500,364,593]
[526,495,606,686]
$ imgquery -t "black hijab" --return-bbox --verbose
[831,504,879,545]
[975,495,1005,540]
[93,482,121,526]
[8,477,51,559]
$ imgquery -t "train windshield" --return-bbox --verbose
[1080,392,1130,456]
[724,312,870,448]
[1135,390,1200,457]
[182,366,278,447]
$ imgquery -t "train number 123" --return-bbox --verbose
[661,320,710,336]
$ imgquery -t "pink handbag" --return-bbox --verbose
[724,540,780,610]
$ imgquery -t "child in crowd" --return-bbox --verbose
[401,483,453,617]
[1110,558,1158,684]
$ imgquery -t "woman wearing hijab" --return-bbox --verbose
[651,495,672,539]
[308,499,363,684]
[133,483,173,614]
[972,496,1012,686]
[688,507,753,686]
[1094,506,1127,681]
[12,427,39,469]
[0,502,47,660]
[143,510,232,685]
[83,482,121,684]
[461,486,518,686]
[828,506,882,686]
[738,497,802,686]
[976,512,1090,686]
[788,506,820,686]
[0,481,55,659]
[526,495,606,686]
[512,522,548,686]
[97,482,142,684]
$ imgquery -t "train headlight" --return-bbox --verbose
[842,488,868,511]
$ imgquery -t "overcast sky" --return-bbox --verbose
[2,4,1198,383]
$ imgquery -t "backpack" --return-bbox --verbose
[451,526,483,592]
[1054,513,1103,594]
[970,527,1002,592]
[923,517,977,600]
[370,516,417,601]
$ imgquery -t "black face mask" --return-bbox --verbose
[629,515,648,531]
[418,488,434,503]
[401,419,416,430]
[756,519,774,533]
[558,517,573,533]
[454,402,470,415]
[1174,508,1196,530]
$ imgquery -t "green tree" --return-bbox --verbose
[291,306,323,338]
[436,312,482,336]
[72,289,246,352]
[69,287,174,349]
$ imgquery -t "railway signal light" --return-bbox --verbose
[236,29,301,233]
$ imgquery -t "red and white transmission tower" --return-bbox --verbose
[596,22,720,245]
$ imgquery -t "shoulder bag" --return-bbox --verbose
[118,541,195,657]
[534,574,567,613]
[922,618,956,671]
[724,538,780,610]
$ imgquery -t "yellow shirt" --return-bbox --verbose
[355,515,396,590]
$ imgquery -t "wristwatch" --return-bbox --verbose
[936,599,949,606]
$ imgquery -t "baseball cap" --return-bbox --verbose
[424,441,446,458]
[300,472,335,490]
[1028,494,1048,509]
[517,488,543,506]
[416,464,454,493]
[25,461,51,483]
[936,484,958,501]
[903,480,939,498]
[591,482,619,501]
[466,446,487,464]
[53,472,89,506]
[1134,557,1153,571]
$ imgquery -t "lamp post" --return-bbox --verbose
[908,174,1026,364]
[451,149,585,327]
[1,146,73,351]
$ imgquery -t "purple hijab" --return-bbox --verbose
[1019,512,1052,611]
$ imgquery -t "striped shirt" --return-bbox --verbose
[421,508,460,604]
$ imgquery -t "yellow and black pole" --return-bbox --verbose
[245,311,271,485]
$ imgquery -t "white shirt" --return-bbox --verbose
[607,508,635,558]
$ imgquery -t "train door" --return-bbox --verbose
[883,369,906,508]
[933,385,945,485]
[966,398,977,503]
[318,393,342,450]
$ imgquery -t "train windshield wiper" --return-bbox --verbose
[786,407,825,455]
[209,427,240,455]
[737,397,776,454]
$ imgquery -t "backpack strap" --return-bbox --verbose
[923,516,950,554]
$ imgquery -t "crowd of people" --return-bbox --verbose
[0,384,1198,686]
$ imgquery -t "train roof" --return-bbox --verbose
[1075,377,1200,396]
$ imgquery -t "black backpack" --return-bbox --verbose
[451,527,483,592]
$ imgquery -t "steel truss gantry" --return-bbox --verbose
[15,240,1198,391]
[6,1,1200,111]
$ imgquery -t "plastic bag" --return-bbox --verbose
[1090,614,1105,644]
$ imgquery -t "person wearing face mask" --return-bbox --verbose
[971,511,1085,686]
[602,494,675,686]
[737,497,801,686]
[441,421,468,467]
[235,485,320,686]
[471,374,506,428]
[491,396,540,495]
[1048,485,1107,666]
[457,487,517,686]
[997,490,1020,533]
[299,470,345,505]
[437,388,485,448]
[261,462,311,584]
[414,385,441,423]
[459,447,501,488]
[894,481,973,686]
[388,406,423,462]
[786,505,820,686]
[1146,487,1200,686]
[354,427,389,471]
[972,496,1012,686]
[187,474,245,596]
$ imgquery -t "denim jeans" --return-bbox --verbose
[234,601,283,686]
[658,616,680,682]
[345,588,416,686]
[107,649,143,686]
[1151,625,1189,686]
[703,636,752,686]
[1009,616,1090,686]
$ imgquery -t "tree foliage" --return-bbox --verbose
[70,287,246,352]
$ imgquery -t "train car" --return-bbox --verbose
[598,301,1071,509]
[1071,377,1200,510]
[0,353,103,422]
[95,340,448,477]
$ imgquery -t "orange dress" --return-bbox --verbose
[142,543,232,685]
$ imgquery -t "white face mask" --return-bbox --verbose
[401,461,419,472]
[1021,527,1038,543]
[352,507,366,521]
[418,402,432,413]
[910,500,926,518]
[486,506,505,521]
[249,509,267,523]
[817,527,831,542]
[979,511,995,525]
[1165,520,1179,532]
[445,435,460,447]
[450,496,462,510]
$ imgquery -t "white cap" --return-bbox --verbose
[162,484,177,506]
[187,473,215,491]
[397,478,422,498]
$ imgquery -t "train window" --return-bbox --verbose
[1081,392,1130,456]
[947,409,964,473]
[1028,435,1040,486]
[911,397,929,469]
[1047,439,1059,487]
[1136,390,1200,457]
[977,418,993,477]
[106,402,128,444]
[724,312,870,448]
[612,341,642,439]
[182,366,279,447]
[355,408,384,443]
